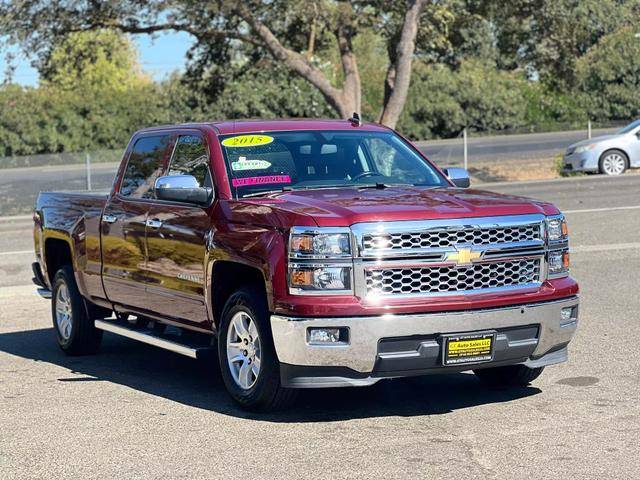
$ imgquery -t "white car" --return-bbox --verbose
[563,119,640,175]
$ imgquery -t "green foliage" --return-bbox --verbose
[201,63,335,120]
[398,60,528,139]
[40,30,149,92]
[575,27,640,120]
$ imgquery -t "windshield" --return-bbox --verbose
[617,119,640,134]
[220,130,448,198]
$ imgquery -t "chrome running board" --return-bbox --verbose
[94,320,212,359]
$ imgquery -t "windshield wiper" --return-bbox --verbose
[242,187,292,198]
[357,182,413,190]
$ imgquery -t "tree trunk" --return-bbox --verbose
[239,7,355,119]
[378,0,427,128]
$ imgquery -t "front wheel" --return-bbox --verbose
[217,286,297,411]
[51,266,102,355]
[474,365,544,387]
[599,150,628,176]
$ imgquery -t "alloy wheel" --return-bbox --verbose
[602,153,626,175]
[55,283,73,340]
[226,311,261,390]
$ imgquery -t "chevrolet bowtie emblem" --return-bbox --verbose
[445,247,482,266]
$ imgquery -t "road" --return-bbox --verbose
[0,128,617,216]
[1,174,640,479]
[416,127,615,165]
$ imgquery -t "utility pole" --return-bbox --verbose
[86,153,92,190]
[463,128,468,171]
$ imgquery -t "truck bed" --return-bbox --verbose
[34,190,110,303]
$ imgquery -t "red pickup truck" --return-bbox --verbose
[33,118,579,411]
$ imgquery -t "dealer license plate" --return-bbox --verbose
[442,332,495,366]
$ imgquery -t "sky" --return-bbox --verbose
[0,32,194,86]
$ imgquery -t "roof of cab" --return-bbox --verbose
[210,119,390,135]
[137,118,391,135]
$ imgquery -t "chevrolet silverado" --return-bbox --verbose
[32,118,579,411]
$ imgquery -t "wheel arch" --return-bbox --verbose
[44,236,75,285]
[210,260,270,332]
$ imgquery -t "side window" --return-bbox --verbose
[168,135,211,188]
[120,135,171,198]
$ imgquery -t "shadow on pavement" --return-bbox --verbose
[0,327,541,422]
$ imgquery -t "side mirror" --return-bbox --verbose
[443,168,471,188]
[155,175,213,206]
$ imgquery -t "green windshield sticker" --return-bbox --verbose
[221,134,274,148]
[231,157,272,171]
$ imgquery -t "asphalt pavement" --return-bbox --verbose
[1,173,639,479]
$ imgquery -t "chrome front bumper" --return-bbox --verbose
[271,296,579,387]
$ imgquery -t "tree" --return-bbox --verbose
[575,27,640,120]
[39,29,149,92]
[0,0,452,127]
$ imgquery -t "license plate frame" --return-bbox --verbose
[442,331,496,366]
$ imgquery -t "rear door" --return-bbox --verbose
[144,132,212,330]
[101,133,173,311]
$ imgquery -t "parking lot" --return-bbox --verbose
[1,173,640,479]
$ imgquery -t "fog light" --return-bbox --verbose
[307,327,348,345]
[560,307,573,322]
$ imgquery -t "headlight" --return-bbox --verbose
[289,265,352,294]
[288,227,354,295]
[574,144,596,154]
[548,250,570,277]
[289,227,351,258]
[546,216,568,242]
[546,215,570,278]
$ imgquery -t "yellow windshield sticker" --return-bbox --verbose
[221,135,274,148]
[231,157,272,171]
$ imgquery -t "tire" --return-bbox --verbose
[474,365,544,387]
[599,149,628,176]
[51,266,102,355]
[217,286,297,411]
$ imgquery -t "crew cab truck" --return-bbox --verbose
[33,119,579,411]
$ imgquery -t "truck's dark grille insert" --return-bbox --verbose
[365,259,541,296]
[362,224,540,252]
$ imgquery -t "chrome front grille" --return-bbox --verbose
[351,215,547,299]
[365,259,541,296]
[362,224,541,253]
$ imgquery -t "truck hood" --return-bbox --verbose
[241,186,558,227]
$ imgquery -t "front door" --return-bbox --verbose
[101,133,173,311]
[144,133,212,330]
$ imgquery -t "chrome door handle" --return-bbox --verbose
[103,214,118,224]
[146,219,163,229]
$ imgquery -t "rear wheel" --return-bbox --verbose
[474,365,544,387]
[52,266,102,355]
[217,286,297,411]
[599,150,628,176]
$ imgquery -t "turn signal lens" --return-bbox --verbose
[290,269,313,287]
[290,235,314,253]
